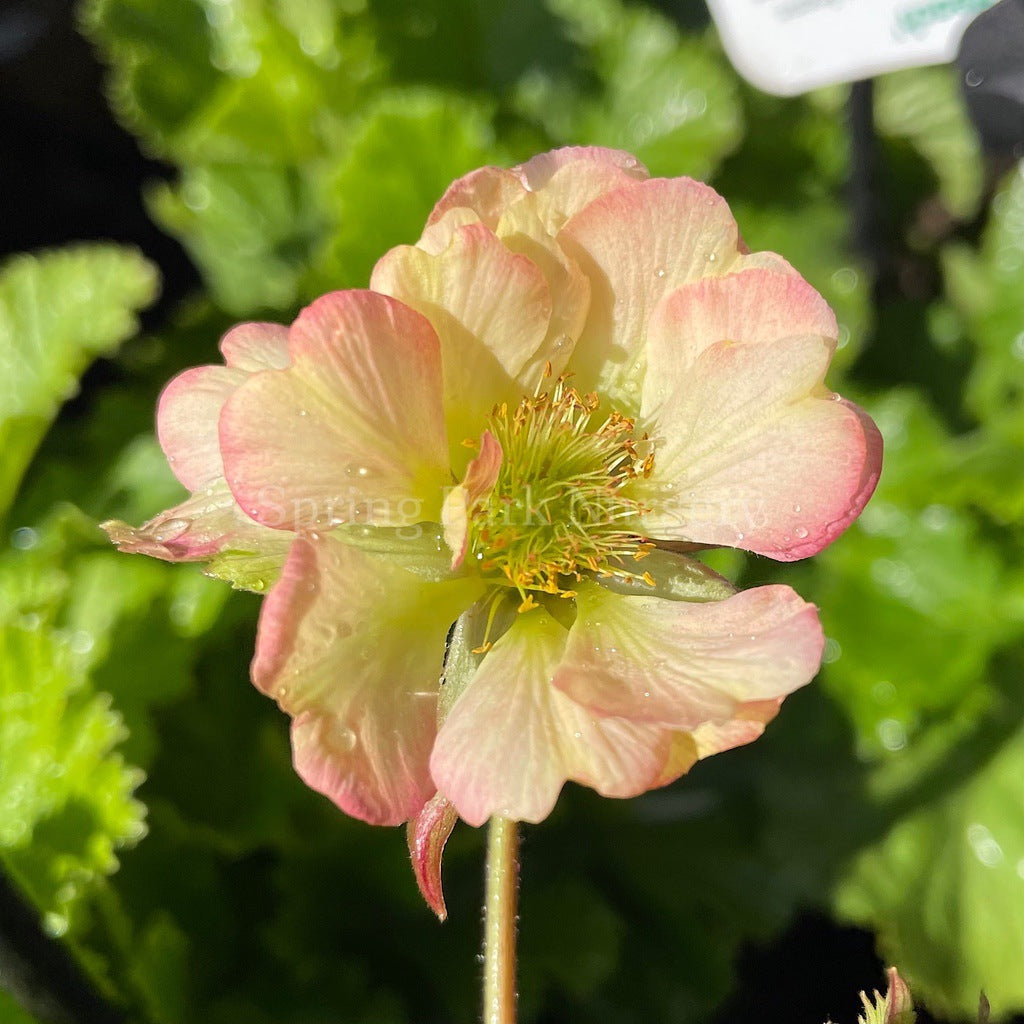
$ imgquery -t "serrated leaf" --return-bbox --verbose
[943,164,1024,439]
[0,246,157,515]
[815,392,1024,760]
[311,89,506,291]
[81,0,381,162]
[516,0,741,179]
[149,163,322,314]
[0,620,146,933]
[836,719,1024,1017]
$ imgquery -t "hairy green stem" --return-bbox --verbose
[483,816,520,1024]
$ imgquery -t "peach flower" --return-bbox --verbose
[105,147,881,846]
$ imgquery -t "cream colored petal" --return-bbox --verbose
[640,268,837,418]
[371,223,552,455]
[555,582,823,729]
[559,177,742,409]
[220,290,449,531]
[253,534,479,825]
[431,608,668,826]
[442,430,502,569]
[637,332,881,559]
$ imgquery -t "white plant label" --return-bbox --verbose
[705,0,1000,95]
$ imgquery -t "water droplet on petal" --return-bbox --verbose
[792,504,801,513]
[655,267,666,279]
[573,731,582,740]
[707,252,717,262]
[965,68,984,87]
[331,725,357,753]
[794,526,809,539]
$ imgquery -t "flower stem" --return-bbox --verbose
[483,816,520,1024]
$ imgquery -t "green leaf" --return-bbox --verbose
[81,0,381,163]
[815,392,1024,760]
[944,166,1024,438]
[149,164,323,313]
[875,67,984,219]
[0,246,157,515]
[311,89,506,291]
[516,0,742,179]
[0,619,146,936]
[0,989,44,1024]
[836,717,1024,1017]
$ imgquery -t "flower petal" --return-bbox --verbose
[493,202,590,382]
[652,698,783,787]
[690,698,782,760]
[101,480,290,566]
[559,177,742,407]
[637,330,882,559]
[640,269,837,417]
[220,291,449,531]
[554,583,823,729]
[431,608,668,826]
[157,366,245,491]
[442,430,503,569]
[514,146,649,232]
[253,534,480,826]
[156,322,291,492]
[406,793,460,921]
[427,166,526,230]
[371,224,552,451]
[219,321,290,372]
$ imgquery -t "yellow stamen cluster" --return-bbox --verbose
[466,373,654,606]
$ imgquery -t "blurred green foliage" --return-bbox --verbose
[2,0,1024,1021]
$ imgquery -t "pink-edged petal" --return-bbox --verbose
[371,224,552,450]
[156,323,291,492]
[690,697,782,760]
[641,269,838,417]
[101,480,290,564]
[426,165,526,230]
[157,366,245,491]
[559,177,742,406]
[219,321,290,371]
[516,146,648,192]
[253,534,479,826]
[418,207,483,256]
[493,202,590,382]
[638,332,882,559]
[555,583,823,729]
[406,793,460,921]
[221,291,449,532]
[431,608,668,826]
[513,146,649,232]
[651,698,783,787]
[442,430,502,569]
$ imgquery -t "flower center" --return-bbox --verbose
[466,375,655,603]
